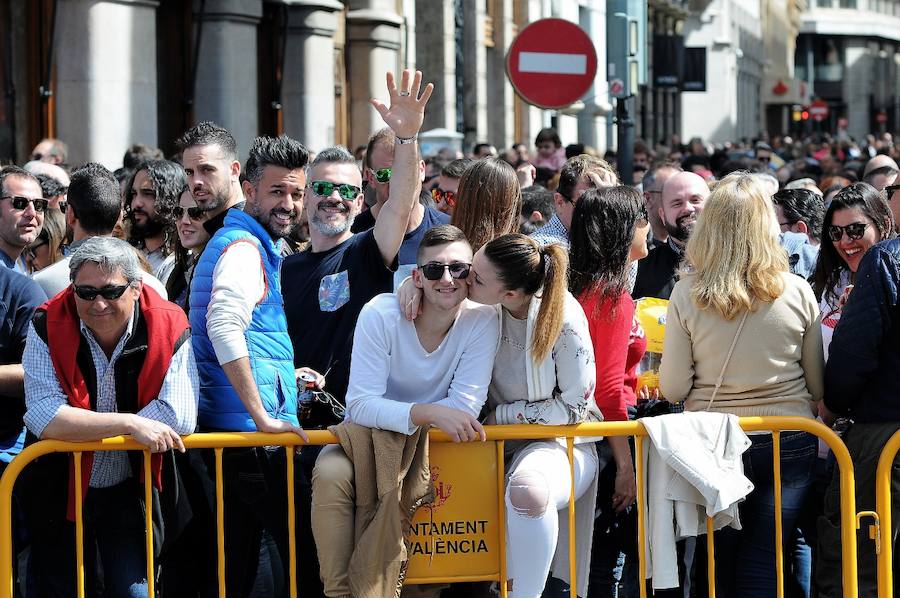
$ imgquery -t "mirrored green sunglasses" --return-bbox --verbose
[371,168,392,183]
[309,181,362,200]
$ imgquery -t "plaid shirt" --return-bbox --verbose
[23,308,198,488]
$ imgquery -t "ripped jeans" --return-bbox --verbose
[506,441,598,598]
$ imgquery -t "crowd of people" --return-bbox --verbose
[0,67,896,598]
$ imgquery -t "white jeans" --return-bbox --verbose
[505,441,598,597]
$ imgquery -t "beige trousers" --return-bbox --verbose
[311,444,446,598]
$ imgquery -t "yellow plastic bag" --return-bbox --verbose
[634,297,668,397]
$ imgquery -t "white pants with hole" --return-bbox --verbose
[505,441,598,597]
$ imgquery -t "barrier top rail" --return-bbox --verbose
[0,416,860,598]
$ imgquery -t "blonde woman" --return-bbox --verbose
[659,171,824,597]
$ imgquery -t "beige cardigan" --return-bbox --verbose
[659,272,823,417]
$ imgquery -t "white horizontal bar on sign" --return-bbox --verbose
[518,52,587,75]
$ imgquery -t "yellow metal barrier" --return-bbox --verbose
[875,428,900,598]
[0,417,860,598]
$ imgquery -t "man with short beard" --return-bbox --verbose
[633,171,709,300]
[176,121,244,239]
[282,70,432,434]
[124,160,184,272]
[189,134,316,595]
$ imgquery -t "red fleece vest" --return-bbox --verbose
[40,284,190,520]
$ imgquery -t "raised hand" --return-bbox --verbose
[370,70,434,140]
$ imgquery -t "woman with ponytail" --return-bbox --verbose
[469,233,601,598]
[398,232,600,596]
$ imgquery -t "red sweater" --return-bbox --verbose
[579,290,646,421]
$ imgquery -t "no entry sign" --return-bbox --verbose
[506,18,598,109]
[809,99,830,122]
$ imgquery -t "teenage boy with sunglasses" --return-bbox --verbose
[0,166,46,274]
[311,224,498,597]
[351,126,450,287]
[282,70,433,436]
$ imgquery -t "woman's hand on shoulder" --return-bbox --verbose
[396,276,422,321]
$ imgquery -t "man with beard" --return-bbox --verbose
[33,164,169,299]
[189,134,317,595]
[124,160,184,273]
[633,171,709,300]
[282,70,432,439]
[0,166,45,273]
[176,122,244,238]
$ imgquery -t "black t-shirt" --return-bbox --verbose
[282,229,396,427]
[350,208,376,234]
[632,240,682,300]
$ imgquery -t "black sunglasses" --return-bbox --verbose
[418,262,471,281]
[0,195,48,213]
[173,205,205,220]
[57,200,67,214]
[637,205,649,222]
[827,222,869,243]
[555,188,575,204]
[309,181,361,200]
[885,183,900,197]
[73,284,131,301]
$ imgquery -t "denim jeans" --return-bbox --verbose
[695,431,817,598]
[205,445,318,598]
[28,479,149,598]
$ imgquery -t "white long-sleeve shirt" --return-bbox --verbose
[206,241,266,365]
[345,293,500,434]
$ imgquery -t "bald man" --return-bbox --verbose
[633,171,710,299]
[862,154,899,191]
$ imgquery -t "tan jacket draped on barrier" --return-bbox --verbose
[330,422,434,598]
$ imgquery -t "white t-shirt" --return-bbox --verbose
[345,293,500,434]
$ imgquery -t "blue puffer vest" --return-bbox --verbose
[190,208,298,431]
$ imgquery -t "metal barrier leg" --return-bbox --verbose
[706,517,715,598]
[875,430,900,598]
[215,448,226,598]
[773,432,784,598]
[497,440,507,598]
[286,447,297,598]
[144,451,155,596]
[73,452,85,598]
[634,435,647,598]
[566,438,576,598]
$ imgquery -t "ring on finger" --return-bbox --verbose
[399,91,411,97]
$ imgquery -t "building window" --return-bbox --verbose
[815,38,844,81]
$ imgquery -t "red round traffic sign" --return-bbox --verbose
[809,100,829,122]
[506,18,598,109]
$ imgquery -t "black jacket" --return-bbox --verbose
[825,238,900,422]
[633,239,683,300]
